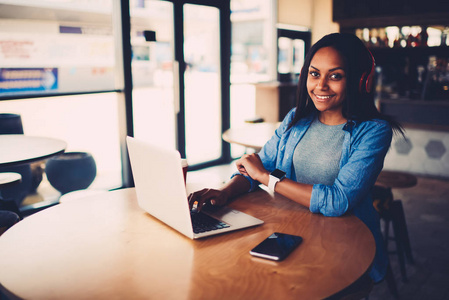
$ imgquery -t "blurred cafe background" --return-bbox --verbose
[0,0,312,208]
[1,1,449,299]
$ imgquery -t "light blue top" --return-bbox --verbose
[293,117,345,186]
[233,108,392,282]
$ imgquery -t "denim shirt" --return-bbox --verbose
[235,108,391,282]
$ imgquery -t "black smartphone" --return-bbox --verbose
[249,232,303,261]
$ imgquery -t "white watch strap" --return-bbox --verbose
[268,175,279,191]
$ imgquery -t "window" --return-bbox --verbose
[0,0,117,97]
[0,0,124,205]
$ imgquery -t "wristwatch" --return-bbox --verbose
[268,169,286,191]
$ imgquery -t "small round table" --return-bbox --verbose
[222,122,280,152]
[0,135,67,167]
[0,173,22,188]
[376,170,418,189]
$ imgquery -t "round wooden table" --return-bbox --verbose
[0,187,375,299]
[222,122,280,152]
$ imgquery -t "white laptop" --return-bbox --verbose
[126,136,264,239]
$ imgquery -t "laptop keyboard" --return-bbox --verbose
[190,212,230,234]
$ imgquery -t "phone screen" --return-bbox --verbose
[250,232,303,261]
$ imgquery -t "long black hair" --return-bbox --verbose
[289,33,403,134]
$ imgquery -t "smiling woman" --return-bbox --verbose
[188,33,404,294]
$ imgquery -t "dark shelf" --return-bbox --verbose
[369,46,449,102]
[370,46,449,57]
[333,0,449,28]
[379,99,449,131]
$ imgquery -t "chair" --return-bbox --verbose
[372,185,414,283]
[0,209,20,300]
[0,172,23,218]
[0,210,20,236]
[0,113,35,210]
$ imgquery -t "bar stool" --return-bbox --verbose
[372,184,414,282]
[0,210,20,236]
[375,171,416,267]
[0,172,22,235]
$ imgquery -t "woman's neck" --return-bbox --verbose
[318,112,347,125]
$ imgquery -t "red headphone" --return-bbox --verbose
[359,48,376,94]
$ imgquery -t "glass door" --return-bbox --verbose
[183,4,222,165]
[277,27,311,83]
[130,0,230,169]
[130,0,176,150]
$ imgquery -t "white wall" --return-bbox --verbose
[277,0,339,43]
[278,0,313,28]
[311,0,339,43]
[384,129,449,179]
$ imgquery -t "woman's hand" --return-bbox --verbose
[187,174,253,213]
[188,188,229,213]
[236,153,270,185]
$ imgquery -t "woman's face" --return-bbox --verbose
[307,46,347,119]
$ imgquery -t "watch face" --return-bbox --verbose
[271,169,286,179]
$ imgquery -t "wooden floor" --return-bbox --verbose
[369,175,449,300]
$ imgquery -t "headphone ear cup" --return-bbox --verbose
[359,72,368,93]
[360,49,376,94]
[365,69,374,93]
[359,64,375,93]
